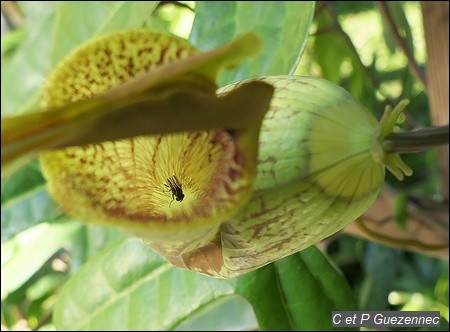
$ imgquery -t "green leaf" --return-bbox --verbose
[25,272,67,302]
[360,243,402,310]
[51,1,159,65]
[190,1,315,86]
[69,225,128,273]
[1,2,159,117]
[1,28,25,61]
[1,2,58,116]
[1,159,62,243]
[98,2,159,34]
[235,246,357,330]
[54,237,237,330]
[313,11,346,84]
[174,295,257,331]
[235,263,292,330]
[313,9,374,104]
[1,220,82,300]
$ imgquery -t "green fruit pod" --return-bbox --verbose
[204,76,412,277]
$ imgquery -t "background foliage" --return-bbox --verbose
[1,1,448,330]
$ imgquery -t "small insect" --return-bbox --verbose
[165,175,185,207]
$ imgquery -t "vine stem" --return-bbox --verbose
[355,219,448,252]
[382,124,449,153]
[377,1,427,87]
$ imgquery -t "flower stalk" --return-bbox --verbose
[383,124,449,153]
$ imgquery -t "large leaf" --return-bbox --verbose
[51,1,159,65]
[1,2,58,116]
[55,240,357,330]
[69,225,128,273]
[235,246,358,330]
[190,1,315,86]
[1,2,159,117]
[174,295,257,331]
[1,159,62,243]
[1,220,82,300]
[53,237,238,330]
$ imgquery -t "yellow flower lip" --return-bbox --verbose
[41,30,198,111]
[39,29,266,244]
[41,128,252,229]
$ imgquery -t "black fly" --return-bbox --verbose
[165,175,184,207]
